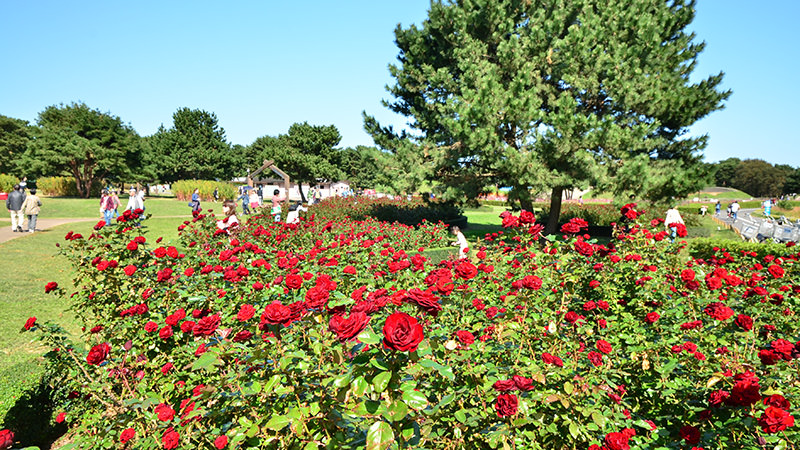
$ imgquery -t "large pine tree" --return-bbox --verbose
[365,0,730,233]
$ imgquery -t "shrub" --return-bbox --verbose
[0,174,16,192]
[36,176,102,197]
[18,205,800,449]
[313,196,464,227]
[171,180,238,202]
[688,237,797,260]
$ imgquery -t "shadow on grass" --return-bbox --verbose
[2,376,67,449]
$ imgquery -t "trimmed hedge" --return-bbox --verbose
[687,237,796,260]
[171,180,238,202]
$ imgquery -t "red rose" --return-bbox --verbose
[260,302,293,327]
[343,265,357,275]
[454,260,478,280]
[495,393,518,417]
[645,312,660,323]
[153,247,167,258]
[120,428,135,443]
[512,375,534,391]
[596,339,613,354]
[734,314,753,331]
[86,343,110,365]
[768,264,785,278]
[329,312,370,341]
[382,312,424,352]
[406,288,441,315]
[520,275,542,290]
[285,274,303,290]
[144,321,158,332]
[24,317,37,330]
[0,429,14,450]
[193,314,221,337]
[44,281,58,293]
[704,302,734,321]
[214,435,228,449]
[679,425,700,444]
[541,352,564,367]
[167,246,179,258]
[604,431,631,450]
[159,326,173,340]
[181,321,195,333]
[232,330,253,342]
[455,330,475,346]
[492,379,516,392]
[519,210,536,224]
[588,351,603,367]
[162,429,180,450]
[727,377,761,407]
[763,394,791,410]
[55,412,66,423]
[574,240,594,256]
[155,403,175,421]
[123,265,137,276]
[305,286,330,309]
[758,406,795,433]
[237,304,256,321]
[126,241,138,251]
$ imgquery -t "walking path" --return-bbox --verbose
[712,208,799,243]
[0,218,97,244]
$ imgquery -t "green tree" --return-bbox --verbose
[147,108,235,183]
[365,0,730,233]
[732,159,784,197]
[23,102,141,198]
[0,115,33,176]
[713,157,741,187]
[783,168,800,196]
[335,146,399,192]
[247,122,343,202]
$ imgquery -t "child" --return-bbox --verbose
[451,225,469,259]
[286,202,307,224]
[271,189,283,222]
[216,200,239,233]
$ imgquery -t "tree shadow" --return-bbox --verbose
[1,377,67,449]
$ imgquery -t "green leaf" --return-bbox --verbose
[264,374,282,393]
[402,389,428,410]
[191,351,221,371]
[388,400,409,421]
[455,409,467,423]
[357,328,381,345]
[332,372,352,389]
[569,422,579,439]
[564,381,574,395]
[241,381,262,396]
[372,371,391,393]
[352,376,368,396]
[265,414,291,431]
[366,421,394,450]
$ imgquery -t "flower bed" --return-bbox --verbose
[8,204,799,450]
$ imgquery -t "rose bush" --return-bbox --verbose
[20,203,798,449]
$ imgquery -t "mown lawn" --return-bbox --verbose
[37,196,197,219]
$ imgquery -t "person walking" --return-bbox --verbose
[248,189,261,210]
[715,200,721,216]
[665,205,685,242]
[125,187,138,211]
[21,188,41,233]
[100,190,116,225]
[271,189,283,222]
[110,189,121,220]
[237,190,250,215]
[190,188,201,212]
[6,184,26,232]
[213,187,219,203]
[763,198,772,218]
[136,187,146,214]
[730,200,740,222]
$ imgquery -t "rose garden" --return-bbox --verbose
[2,198,797,450]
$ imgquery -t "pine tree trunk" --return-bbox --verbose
[299,183,307,203]
[519,196,534,213]
[544,186,564,236]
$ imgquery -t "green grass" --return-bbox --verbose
[38,196,197,219]
[462,205,507,240]
[687,187,753,200]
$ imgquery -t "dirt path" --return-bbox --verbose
[0,218,96,244]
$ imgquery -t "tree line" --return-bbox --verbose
[709,158,800,198]
[0,104,397,199]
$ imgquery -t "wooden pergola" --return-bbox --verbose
[247,160,291,207]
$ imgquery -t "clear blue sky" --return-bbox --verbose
[2,1,798,167]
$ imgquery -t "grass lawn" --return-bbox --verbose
[38,196,197,219]
[462,204,507,240]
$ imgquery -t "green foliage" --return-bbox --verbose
[21,102,142,198]
[713,158,741,187]
[732,159,789,197]
[146,108,235,183]
[171,180,237,202]
[0,115,33,176]
[783,168,800,195]
[0,174,16,192]
[246,122,343,201]
[312,196,464,227]
[36,176,101,197]
[335,146,399,192]
[366,0,730,234]
[688,237,796,260]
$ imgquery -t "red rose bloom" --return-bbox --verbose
[604,431,631,450]
[329,312,370,341]
[455,330,475,346]
[0,430,14,450]
[285,274,303,290]
[704,302,734,321]
[406,288,442,315]
[493,379,517,391]
[86,343,110,365]
[44,281,58,293]
[159,326,173,340]
[596,339,613,354]
[214,435,228,449]
[155,403,175,421]
[454,261,478,280]
[193,314,221,336]
[588,351,603,367]
[260,302,293,327]
[679,425,701,444]
[763,394,791,410]
[734,314,753,331]
[495,393,518,417]
[237,304,256,321]
[126,241,138,251]
[382,312,424,352]
[645,312,660,323]
[120,428,135,443]
[768,264,784,278]
[24,317,37,330]
[304,286,330,309]
[162,429,180,449]
[124,265,137,276]
[758,406,795,433]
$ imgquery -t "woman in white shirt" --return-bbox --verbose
[216,200,240,232]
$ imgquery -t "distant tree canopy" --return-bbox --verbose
[147,108,236,183]
[0,115,33,177]
[246,122,343,202]
[365,0,730,233]
[709,158,797,197]
[21,102,141,198]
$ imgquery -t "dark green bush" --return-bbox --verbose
[688,237,796,260]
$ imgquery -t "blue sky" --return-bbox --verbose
[1,1,798,167]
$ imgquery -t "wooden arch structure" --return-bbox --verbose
[247,159,290,207]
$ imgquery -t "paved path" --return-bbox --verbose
[712,208,799,242]
[0,218,96,244]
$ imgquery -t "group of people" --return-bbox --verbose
[100,187,145,226]
[5,182,41,233]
